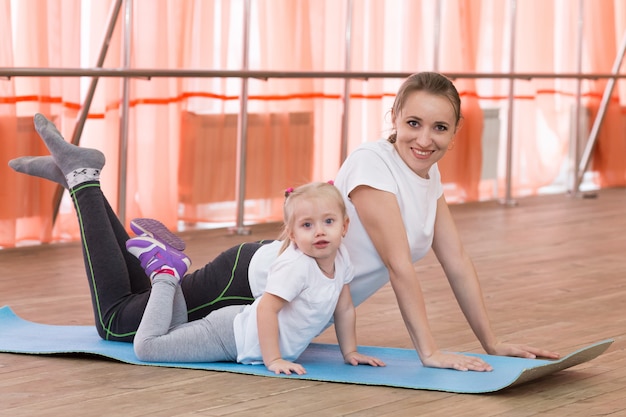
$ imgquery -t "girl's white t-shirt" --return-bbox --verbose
[234,243,353,364]
[333,139,443,306]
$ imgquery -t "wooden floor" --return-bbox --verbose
[1,188,625,416]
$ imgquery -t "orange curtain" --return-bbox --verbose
[0,0,82,247]
[434,0,484,202]
[583,1,626,187]
[1,0,625,247]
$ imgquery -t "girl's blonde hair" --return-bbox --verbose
[278,182,347,254]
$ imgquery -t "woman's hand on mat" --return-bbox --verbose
[267,358,306,375]
[490,342,561,360]
[343,351,386,367]
[422,351,493,372]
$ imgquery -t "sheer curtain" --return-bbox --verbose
[1,0,624,247]
[1,0,82,246]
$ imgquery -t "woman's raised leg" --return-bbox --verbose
[9,114,152,342]
[10,114,267,340]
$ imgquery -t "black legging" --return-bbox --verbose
[71,181,262,342]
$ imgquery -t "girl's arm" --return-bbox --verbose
[333,285,385,367]
[256,293,307,375]
[431,196,560,359]
[350,185,492,371]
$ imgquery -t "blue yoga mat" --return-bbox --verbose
[0,306,612,393]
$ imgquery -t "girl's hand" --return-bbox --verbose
[266,358,306,375]
[421,350,493,372]
[343,351,386,367]
[489,342,560,360]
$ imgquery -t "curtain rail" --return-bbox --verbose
[0,68,625,80]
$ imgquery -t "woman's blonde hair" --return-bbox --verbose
[278,182,347,254]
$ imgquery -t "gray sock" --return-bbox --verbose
[8,155,69,188]
[33,113,106,187]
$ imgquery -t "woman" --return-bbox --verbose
[334,72,559,370]
[8,72,559,371]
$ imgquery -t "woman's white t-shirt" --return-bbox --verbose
[333,139,443,306]
[234,242,354,364]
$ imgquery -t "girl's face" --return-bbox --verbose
[288,197,348,266]
[392,90,458,179]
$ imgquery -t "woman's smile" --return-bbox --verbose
[411,147,436,159]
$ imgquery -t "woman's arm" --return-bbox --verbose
[431,196,560,359]
[333,285,385,367]
[256,293,307,374]
[350,186,492,371]
[431,196,497,350]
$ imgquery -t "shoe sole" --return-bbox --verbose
[130,218,186,251]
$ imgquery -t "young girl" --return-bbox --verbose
[127,182,385,374]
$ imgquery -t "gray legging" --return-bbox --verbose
[134,274,243,363]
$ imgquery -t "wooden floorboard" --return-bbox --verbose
[1,188,625,416]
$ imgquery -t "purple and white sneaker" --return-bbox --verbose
[126,236,191,280]
[129,218,186,251]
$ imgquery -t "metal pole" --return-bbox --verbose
[501,0,517,206]
[118,0,133,224]
[71,0,125,148]
[229,0,252,235]
[569,0,584,195]
[51,0,124,222]
[575,29,626,193]
[3,68,626,80]
[433,0,441,71]
[340,0,353,163]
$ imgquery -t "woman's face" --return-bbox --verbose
[392,90,458,179]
